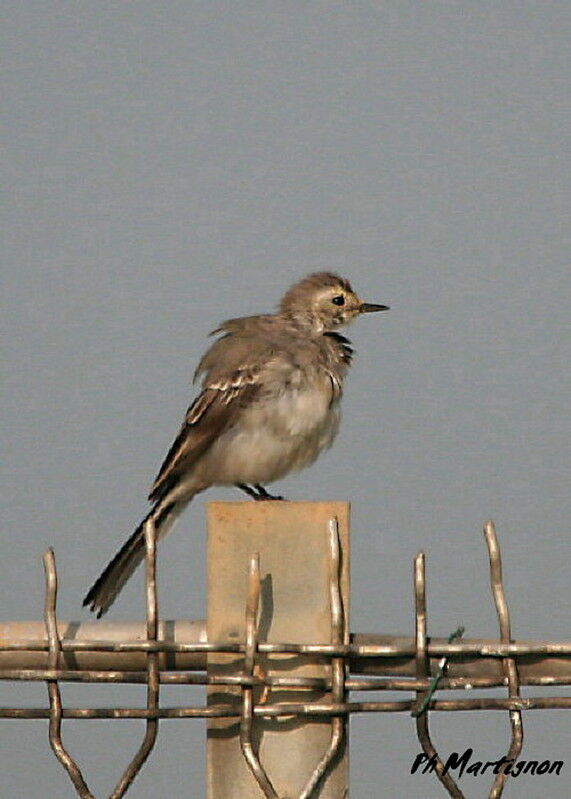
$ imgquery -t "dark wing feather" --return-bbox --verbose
[148,368,260,502]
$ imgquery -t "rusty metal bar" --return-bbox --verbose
[412,552,464,799]
[2,670,571,690]
[298,518,347,799]
[1,641,570,683]
[110,518,160,799]
[483,521,523,799]
[43,549,95,799]
[1,696,570,722]
[239,553,279,799]
[3,634,570,659]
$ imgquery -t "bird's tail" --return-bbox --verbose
[83,500,188,618]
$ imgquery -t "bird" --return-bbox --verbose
[83,272,389,616]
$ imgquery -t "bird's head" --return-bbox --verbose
[279,272,389,331]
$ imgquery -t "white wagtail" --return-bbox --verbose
[83,272,388,616]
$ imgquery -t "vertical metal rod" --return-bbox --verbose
[298,518,346,799]
[43,549,95,799]
[412,552,465,799]
[110,517,160,799]
[239,553,279,799]
[483,521,523,799]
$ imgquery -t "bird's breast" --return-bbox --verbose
[260,372,339,438]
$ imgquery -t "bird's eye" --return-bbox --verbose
[332,295,345,306]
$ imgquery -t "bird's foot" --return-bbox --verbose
[236,484,285,501]
[254,484,284,501]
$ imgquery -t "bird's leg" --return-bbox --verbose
[236,483,262,500]
[254,484,284,501]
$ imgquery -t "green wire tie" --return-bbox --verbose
[411,625,465,718]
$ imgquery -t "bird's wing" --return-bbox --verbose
[148,364,261,503]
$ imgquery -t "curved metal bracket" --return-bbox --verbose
[43,549,95,799]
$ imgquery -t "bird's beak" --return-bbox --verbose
[359,302,390,313]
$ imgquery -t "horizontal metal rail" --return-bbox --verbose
[2,697,570,721]
[2,634,571,657]
[2,670,571,688]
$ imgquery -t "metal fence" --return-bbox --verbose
[0,505,569,799]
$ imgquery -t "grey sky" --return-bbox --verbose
[2,2,570,797]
